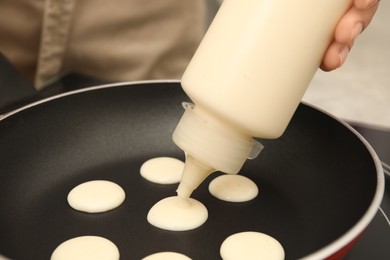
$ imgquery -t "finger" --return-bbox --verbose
[335,3,379,44]
[354,0,380,10]
[320,42,354,71]
[320,0,379,71]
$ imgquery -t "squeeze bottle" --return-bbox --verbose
[172,0,353,198]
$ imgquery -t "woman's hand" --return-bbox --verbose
[320,0,380,71]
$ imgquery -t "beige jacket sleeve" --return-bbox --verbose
[0,0,207,89]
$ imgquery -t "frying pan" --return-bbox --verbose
[0,81,384,259]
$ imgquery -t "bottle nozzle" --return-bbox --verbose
[173,103,264,198]
[176,154,214,198]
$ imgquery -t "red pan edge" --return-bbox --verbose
[0,80,385,260]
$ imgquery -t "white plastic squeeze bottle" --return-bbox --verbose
[173,0,353,198]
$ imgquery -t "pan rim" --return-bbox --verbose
[0,79,180,120]
[0,79,385,259]
[296,103,385,259]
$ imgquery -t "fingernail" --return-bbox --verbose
[351,23,363,40]
[339,46,349,67]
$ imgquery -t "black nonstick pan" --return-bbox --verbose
[0,81,384,259]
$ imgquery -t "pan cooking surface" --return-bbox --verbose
[0,82,380,259]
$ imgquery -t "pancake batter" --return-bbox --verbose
[67,180,125,213]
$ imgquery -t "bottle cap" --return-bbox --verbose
[173,103,263,174]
